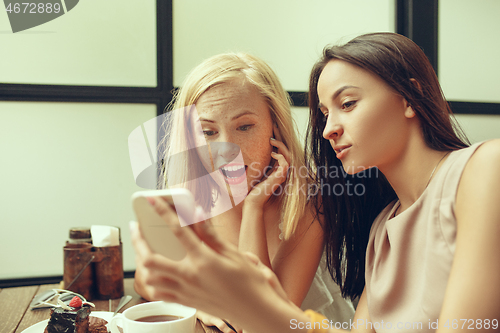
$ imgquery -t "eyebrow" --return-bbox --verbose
[318,85,359,108]
[199,111,257,123]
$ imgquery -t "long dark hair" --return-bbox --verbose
[306,32,469,300]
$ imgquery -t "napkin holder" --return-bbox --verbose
[92,243,124,300]
[63,226,124,300]
[63,242,94,300]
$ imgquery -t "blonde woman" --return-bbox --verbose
[134,53,355,332]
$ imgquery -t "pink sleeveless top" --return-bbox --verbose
[365,142,483,332]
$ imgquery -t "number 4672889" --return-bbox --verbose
[444,319,498,330]
[5,3,61,14]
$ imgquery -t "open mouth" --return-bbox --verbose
[219,164,247,185]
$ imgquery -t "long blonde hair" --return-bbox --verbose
[162,53,309,239]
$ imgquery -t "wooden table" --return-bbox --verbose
[0,278,221,333]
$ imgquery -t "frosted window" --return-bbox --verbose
[0,0,157,87]
[0,102,156,279]
[439,0,500,103]
[174,0,395,91]
[455,114,500,143]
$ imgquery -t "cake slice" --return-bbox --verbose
[44,303,91,333]
[43,296,109,333]
[88,316,109,333]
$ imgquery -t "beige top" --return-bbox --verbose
[365,142,484,333]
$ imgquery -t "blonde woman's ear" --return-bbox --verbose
[273,122,282,141]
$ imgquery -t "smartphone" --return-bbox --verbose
[131,188,195,260]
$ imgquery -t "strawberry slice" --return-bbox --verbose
[69,296,83,308]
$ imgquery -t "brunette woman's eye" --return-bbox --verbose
[342,100,356,110]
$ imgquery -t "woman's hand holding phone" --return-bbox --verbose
[130,196,306,333]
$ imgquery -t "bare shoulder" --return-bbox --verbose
[278,201,323,249]
[456,138,500,226]
[296,201,323,234]
[467,138,500,165]
[459,139,500,187]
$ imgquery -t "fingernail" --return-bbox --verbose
[270,137,276,141]
[146,197,155,206]
[271,151,277,155]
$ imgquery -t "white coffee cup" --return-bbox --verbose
[108,301,196,333]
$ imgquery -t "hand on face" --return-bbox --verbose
[130,196,292,326]
[244,135,291,207]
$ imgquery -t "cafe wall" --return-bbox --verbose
[0,0,157,280]
[438,0,500,143]
[1,0,498,282]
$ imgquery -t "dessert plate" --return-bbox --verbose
[21,311,112,333]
